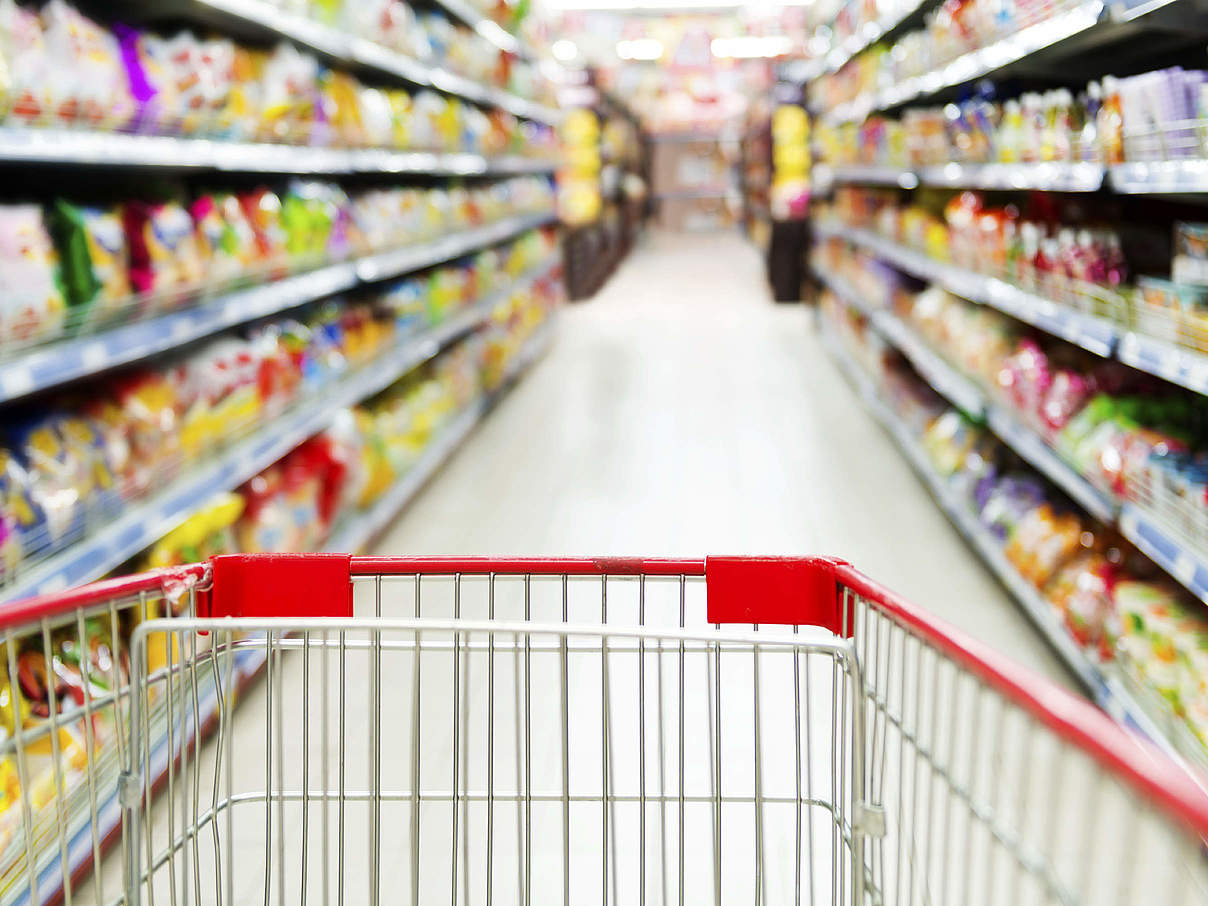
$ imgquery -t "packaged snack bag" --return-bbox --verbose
[190,194,244,286]
[106,370,181,494]
[0,450,39,559]
[257,42,318,143]
[49,201,131,331]
[146,492,244,568]
[6,415,90,550]
[0,204,67,347]
[319,69,365,147]
[1047,552,1116,657]
[237,468,289,553]
[40,0,133,130]
[1006,503,1086,588]
[385,88,413,148]
[123,200,204,300]
[240,188,289,274]
[1,1,51,124]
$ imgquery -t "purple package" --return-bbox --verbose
[979,473,1046,541]
[114,24,161,135]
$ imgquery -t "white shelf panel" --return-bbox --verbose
[0,127,558,174]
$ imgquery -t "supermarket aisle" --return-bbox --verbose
[378,229,1068,682]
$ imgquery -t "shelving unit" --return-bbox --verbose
[819,314,1203,777]
[2,257,559,603]
[816,221,1121,356]
[0,212,553,403]
[22,315,555,906]
[323,316,555,554]
[819,266,1123,524]
[819,0,1189,124]
[0,2,565,902]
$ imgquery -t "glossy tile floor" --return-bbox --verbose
[377,228,1067,683]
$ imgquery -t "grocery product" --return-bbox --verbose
[0,1,558,158]
[0,204,68,347]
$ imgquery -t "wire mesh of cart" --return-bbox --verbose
[1,554,1207,906]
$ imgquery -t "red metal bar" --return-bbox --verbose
[0,564,208,631]
[831,562,1208,839]
[350,556,708,576]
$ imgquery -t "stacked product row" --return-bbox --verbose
[0,226,558,590]
[0,0,558,143]
[815,67,1208,169]
[2,175,553,353]
[822,187,1208,358]
[810,0,1087,113]
[823,295,1208,748]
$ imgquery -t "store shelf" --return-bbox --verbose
[821,268,1121,521]
[653,189,732,200]
[985,408,1119,522]
[324,311,556,553]
[324,401,485,553]
[1117,332,1208,396]
[870,310,988,416]
[0,127,556,174]
[0,211,554,404]
[1119,505,1208,606]
[169,0,559,124]
[354,211,554,283]
[820,319,1196,772]
[819,0,938,75]
[813,164,919,189]
[827,0,1106,122]
[0,257,558,603]
[815,160,1105,192]
[1110,160,1208,194]
[818,222,1120,356]
[19,297,560,906]
[919,160,1105,191]
[429,0,523,55]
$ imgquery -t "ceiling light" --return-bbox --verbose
[552,39,579,61]
[710,36,793,59]
[616,38,664,61]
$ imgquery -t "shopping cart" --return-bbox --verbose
[0,554,1206,906]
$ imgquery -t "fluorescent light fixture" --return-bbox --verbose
[616,38,664,60]
[552,39,579,60]
[710,36,793,58]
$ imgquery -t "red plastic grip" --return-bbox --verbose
[705,556,850,635]
[201,554,354,619]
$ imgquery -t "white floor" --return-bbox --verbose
[377,229,1066,684]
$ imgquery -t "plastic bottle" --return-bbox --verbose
[1080,81,1102,162]
[999,98,1023,162]
[1099,75,1124,164]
